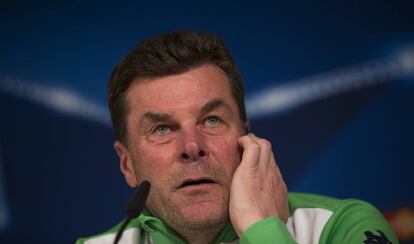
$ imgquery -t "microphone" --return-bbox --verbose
[113,180,151,244]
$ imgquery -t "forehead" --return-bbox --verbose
[125,64,238,116]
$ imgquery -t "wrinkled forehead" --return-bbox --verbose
[124,64,239,119]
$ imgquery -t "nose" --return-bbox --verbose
[180,128,209,162]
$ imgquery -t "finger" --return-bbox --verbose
[238,133,261,169]
[271,152,289,199]
[256,137,272,172]
[268,151,277,172]
[269,151,283,181]
[246,134,273,172]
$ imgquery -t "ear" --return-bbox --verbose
[244,120,251,135]
[114,140,138,188]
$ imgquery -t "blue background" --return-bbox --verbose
[0,0,413,243]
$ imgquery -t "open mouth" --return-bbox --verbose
[179,178,216,188]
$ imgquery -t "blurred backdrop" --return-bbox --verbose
[0,0,413,243]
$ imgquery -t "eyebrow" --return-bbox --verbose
[140,112,173,128]
[139,98,232,127]
[200,98,232,117]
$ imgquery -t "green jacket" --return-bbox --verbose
[77,193,399,243]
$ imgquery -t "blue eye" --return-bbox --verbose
[205,116,220,126]
[154,125,171,135]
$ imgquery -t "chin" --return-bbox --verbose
[179,201,228,229]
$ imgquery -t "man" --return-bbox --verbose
[77,31,398,243]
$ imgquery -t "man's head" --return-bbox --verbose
[108,30,247,145]
[109,31,248,235]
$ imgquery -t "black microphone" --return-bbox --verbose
[113,180,151,244]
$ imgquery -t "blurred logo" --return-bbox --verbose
[384,205,414,242]
[363,230,392,244]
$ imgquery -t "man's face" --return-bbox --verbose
[117,64,246,230]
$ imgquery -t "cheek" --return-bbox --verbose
[134,145,174,182]
[133,148,174,210]
[209,135,241,171]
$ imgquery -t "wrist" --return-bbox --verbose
[232,212,267,235]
